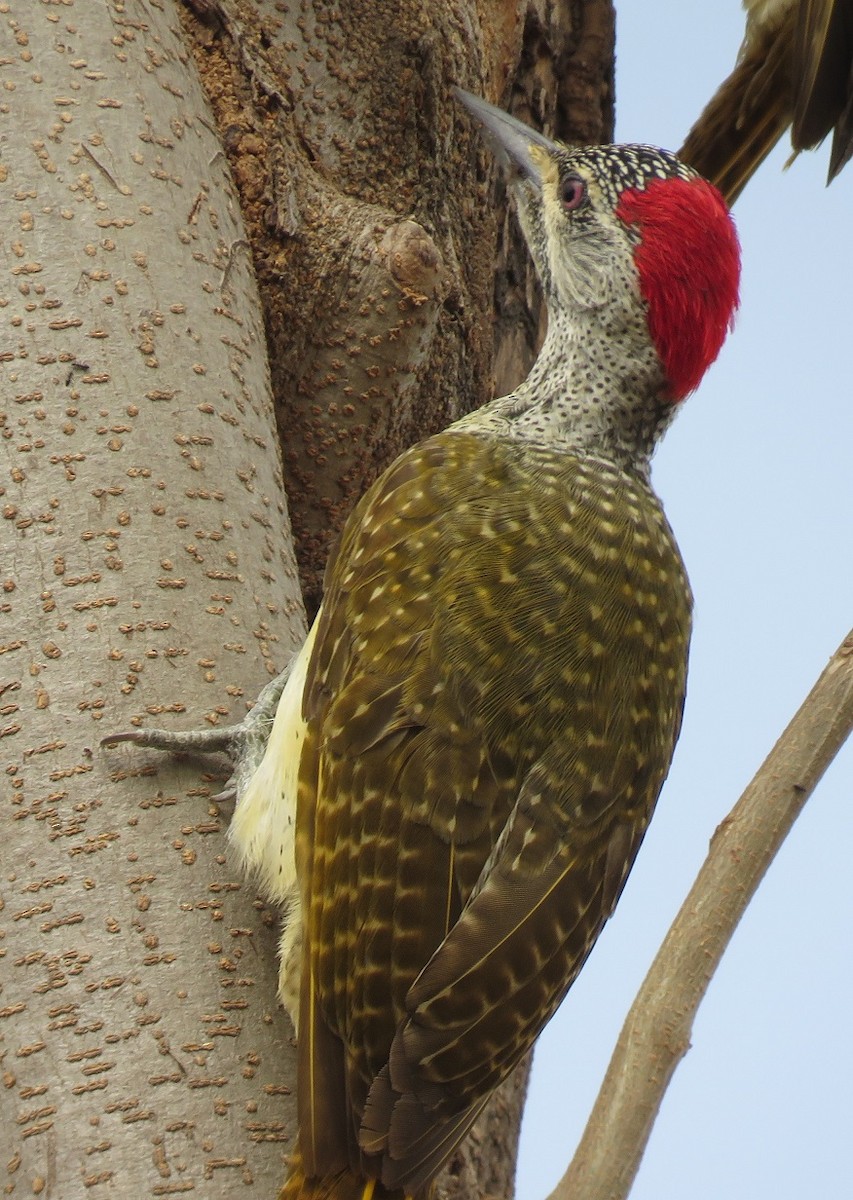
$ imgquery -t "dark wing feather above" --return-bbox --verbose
[792,0,853,177]
[678,8,796,205]
[294,428,692,1193]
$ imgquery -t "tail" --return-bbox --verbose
[279,1149,407,1200]
[681,0,853,203]
[679,17,793,206]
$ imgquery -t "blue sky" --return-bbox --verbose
[516,4,853,1198]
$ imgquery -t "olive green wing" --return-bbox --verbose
[295,431,518,1181]
[294,431,691,1194]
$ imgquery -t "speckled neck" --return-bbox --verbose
[460,302,676,479]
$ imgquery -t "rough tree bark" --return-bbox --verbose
[178,0,614,613]
[1,1,614,1198]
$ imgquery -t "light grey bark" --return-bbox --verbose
[1,2,302,1195]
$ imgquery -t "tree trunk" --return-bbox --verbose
[1,1,303,1194]
[179,0,614,614]
[1,1,614,1196]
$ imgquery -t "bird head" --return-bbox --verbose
[455,88,740,401]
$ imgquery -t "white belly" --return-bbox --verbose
[229,616,319,1029]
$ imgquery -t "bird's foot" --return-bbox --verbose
[100,662,293,803]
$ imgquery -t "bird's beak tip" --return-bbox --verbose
[453,86,557,191]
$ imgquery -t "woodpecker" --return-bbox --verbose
[105,92,740,1199]
[680,0,853,204]
[224,91,740,1199]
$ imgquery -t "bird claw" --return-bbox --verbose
[100,660,294,804]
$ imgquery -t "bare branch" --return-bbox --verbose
[549,628,853,1200]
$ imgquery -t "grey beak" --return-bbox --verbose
[453,87,558,191]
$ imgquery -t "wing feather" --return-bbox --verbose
[294,430,691,1191]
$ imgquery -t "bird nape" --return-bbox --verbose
[230,89,740,1200]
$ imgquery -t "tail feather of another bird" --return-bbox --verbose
[791,0,853,179]
[682,0,853,201]
[679,15,793,205]
[827,87,853,179]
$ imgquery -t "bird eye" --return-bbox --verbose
[560,175,586,211]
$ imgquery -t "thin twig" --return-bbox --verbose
[549,627,853,1200]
